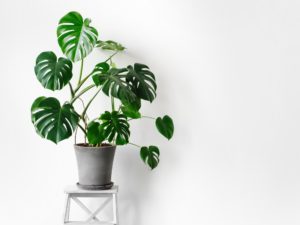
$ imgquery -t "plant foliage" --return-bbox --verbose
[31,11,174,170]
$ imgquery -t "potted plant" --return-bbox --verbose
[30,11,174,190]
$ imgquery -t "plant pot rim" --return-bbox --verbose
[74,143,116,150]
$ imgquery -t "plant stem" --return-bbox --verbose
[81,87,102,119]
[70,84,95,104]
[142,115,156,120]
[68,83,75,98]
[111,96,115,111]
[77,123,87,135]
[78,59,84,85]
[74,72,93,94]
[105,51,119,63]
[129,142,141,148]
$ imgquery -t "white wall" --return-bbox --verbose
[1,0,300,224]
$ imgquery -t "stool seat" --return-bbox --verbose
[63,185,119,225]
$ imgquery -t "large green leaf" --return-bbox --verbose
[140,146,160,169]
[87,121,106,145]
[155,115,174,140]
[126,63,157,102]
[34,51,73,91]
[31,97,79,144]
[57,11,98,62]
[92,67,137,104]
[99,111,130,145]
[121,97,141,119]
[96,40,125,51]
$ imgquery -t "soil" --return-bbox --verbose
[76,143,112,147]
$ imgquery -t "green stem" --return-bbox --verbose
[70,84,95,104]
[111,96,115,111]
[77,123,87,135]
[78,59,84,85]
[105,51,119,63]
[129,142,141,148]
[81,87,102,119]
[74,72,93,94]
[68,83,75,98]
[142,116,155,120]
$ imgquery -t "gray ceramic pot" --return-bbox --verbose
[74,144,116,190]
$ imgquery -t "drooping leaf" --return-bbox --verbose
[121,98,141,119]
[92,67,137,104]
[34,51,73,91]
[126,63,157,102]
[31,97,79,144]
[99,111,130,145]
[96,40,125,51]
[155,115,174,140]
[140,146,160,169]
[87,121,105,145]
[57,11,98,62]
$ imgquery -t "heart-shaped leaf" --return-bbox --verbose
[34,51,73,91]
[126,63,157,102]
[140,146,160,169]
[31,97,79,144]
[96,40,125,51]
[87,121,106,145]
[155,115,174,140]
[99,111,130,145]
[57,11,98,62]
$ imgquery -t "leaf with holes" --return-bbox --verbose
[155,115,174,140]
[96,40,125,51]
[57,11,98,62]
[92,67,137,104]
[126,63,157,102]
[140,146,160,169]
[99,111,130,145]
[34,51,73,91]
[31,97,79,144]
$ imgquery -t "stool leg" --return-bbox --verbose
[112,193,119,225]
[63,194,71,224]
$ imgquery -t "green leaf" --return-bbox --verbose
[121,98,141,119]
[155,115,174,140]
[126,63,157,102]
[92,67,137,104]
[99,111,130,145]
[57,11,98,62]
[96,40,125,51]
[121,106,141,119]
[91,62,110,86]
[140,146,160,169]
[87,121,106,145]
[34,51,73,91]
[31,97,79,144]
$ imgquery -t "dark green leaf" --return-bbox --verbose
[155,115,174,140]
[57,11,98,62]
[92,67,137,104]
[126,63,157,102]
[140,146,160,169]
[34,51,73,91]
[121,98,141,119]
[31,97,79,144]
[99,111,130,145]
[87,121,106,145]
[96,40,125,51]
[121,106,141,119]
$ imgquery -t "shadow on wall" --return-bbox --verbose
[115,146,154,225]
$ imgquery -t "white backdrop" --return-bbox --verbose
[1,0,300,224]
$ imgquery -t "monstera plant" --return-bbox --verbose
[31,11,174,189]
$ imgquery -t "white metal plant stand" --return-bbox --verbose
[63,185,119,225]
